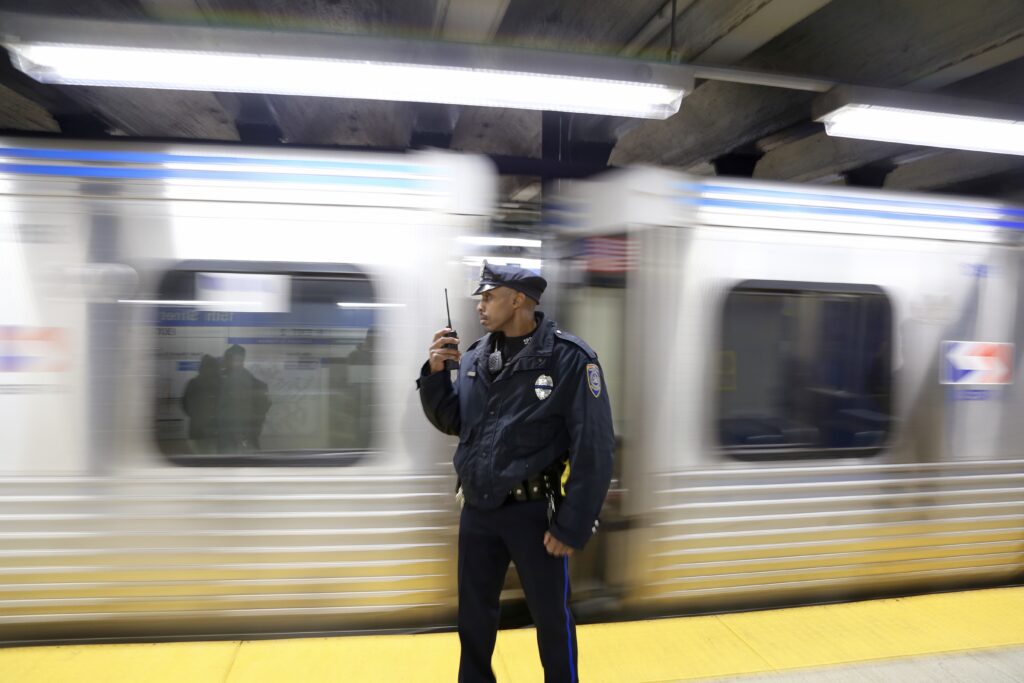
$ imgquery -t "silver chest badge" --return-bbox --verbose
[534,374,554,400]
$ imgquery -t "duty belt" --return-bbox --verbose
[506,463,563,504]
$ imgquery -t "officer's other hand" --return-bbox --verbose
[543,531,574,558]
[428,328,461,374]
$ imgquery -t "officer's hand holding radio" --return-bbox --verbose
[428,328,461,374]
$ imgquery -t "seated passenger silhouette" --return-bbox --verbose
[217,344,271,453]
[182,354,221,454]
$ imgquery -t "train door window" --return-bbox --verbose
[153,263,380,466]
[717,281,893,459]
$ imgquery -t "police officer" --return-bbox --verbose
[417,263,614,683]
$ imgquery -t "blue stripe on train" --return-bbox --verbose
[677,195,1024,230]
[0,146,423,175]
[0,163,426,188]
[676,181,1024,219]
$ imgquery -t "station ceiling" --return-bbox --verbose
[1,0,1023,202]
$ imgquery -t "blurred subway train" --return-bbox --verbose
[1,138,1023,645]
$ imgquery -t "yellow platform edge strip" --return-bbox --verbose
[4,586,1024,682]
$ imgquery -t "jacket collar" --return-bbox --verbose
[517,312,555,358]
[471,312,554,376]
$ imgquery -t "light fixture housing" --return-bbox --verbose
[815,85,1024,156]
[0,11,692,120]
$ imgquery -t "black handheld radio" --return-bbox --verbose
[443,288,459,371]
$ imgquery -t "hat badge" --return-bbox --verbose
[534,374,554,400]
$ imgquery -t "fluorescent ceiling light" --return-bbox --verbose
[820,105,1024,155]
[815,86,1024,156]
[0,12,692,119]
[9,45,686,118]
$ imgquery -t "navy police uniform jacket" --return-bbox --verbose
[417,313,614,549]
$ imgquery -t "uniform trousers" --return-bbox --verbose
[458,498,579,683]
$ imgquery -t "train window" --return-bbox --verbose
[717,281,892,460]
[153,263,379,466]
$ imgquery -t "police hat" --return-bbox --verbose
[472,261,547,303]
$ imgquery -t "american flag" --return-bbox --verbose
[583,236,634,273]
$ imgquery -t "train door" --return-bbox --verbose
[938,250,1022,461]
[548,230,640,607]
[0,188,96,474]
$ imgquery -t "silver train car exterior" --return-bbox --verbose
[549,168,1024,615]
[2,139,1024,645]
[0,139,493,643]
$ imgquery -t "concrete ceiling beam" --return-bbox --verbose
[611,0,840,167]
[886,152,1024,192]
[434,0,511,39]
[690,0,834,64]
[634,0,833,63]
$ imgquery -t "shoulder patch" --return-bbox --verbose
[553,328,597,359]
[586,363,602,398]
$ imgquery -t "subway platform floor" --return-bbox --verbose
[3,585,1024,682]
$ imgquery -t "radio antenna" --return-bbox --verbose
[444,288,453,329]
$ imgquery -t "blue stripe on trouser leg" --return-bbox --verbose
[485,499,578,682]
[563,555,577,683]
